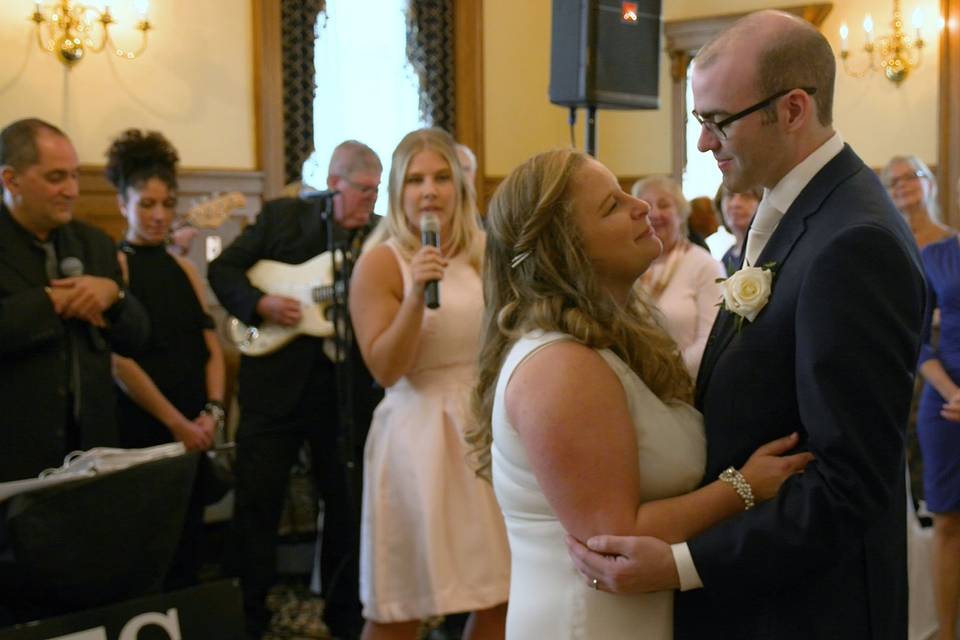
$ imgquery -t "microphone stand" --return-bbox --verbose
[313,193,362,602]
[315,195,360,512]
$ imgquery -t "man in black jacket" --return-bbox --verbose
[210,140,383,639]
[0,118,149,484]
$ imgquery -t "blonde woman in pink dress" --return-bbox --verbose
[349,128,510,640]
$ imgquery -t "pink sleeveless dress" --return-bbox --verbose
[359,240,510,622]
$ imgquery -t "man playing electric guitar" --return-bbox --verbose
[208,141,383,640]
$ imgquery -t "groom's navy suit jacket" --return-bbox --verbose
[675,145,925,640]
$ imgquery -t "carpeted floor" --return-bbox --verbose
[258,583,465,640]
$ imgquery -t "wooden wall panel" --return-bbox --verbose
[455,0,485,209]
[940,0,960,224]
[252,0,285,200]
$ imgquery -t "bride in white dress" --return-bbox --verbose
[468,149,813,640]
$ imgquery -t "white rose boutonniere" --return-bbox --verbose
[718,262,776,329]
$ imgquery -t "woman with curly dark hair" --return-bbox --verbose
[105,129,226,586]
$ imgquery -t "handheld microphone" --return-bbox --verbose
[58,256,105,345]
[60,257,84,277]
[420,213,440,309]
[299,187,340,201]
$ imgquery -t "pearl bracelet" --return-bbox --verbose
[719,466,755,510]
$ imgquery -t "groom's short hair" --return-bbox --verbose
[696,11,835,127]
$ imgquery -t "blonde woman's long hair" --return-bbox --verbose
[468,149,692,478]
[367,127,483,272]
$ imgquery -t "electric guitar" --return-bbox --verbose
[226,252,347,357]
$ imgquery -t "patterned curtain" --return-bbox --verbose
[406,0,455,133]
[280,0,326,185]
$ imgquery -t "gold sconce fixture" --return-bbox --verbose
[839,0,925,85]
[30,1,151,69]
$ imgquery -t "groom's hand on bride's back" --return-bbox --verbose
[565,534,679,594]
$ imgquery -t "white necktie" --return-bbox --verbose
[744,198,782,268]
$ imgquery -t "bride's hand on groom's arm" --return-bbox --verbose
[740,432,816,502]
[565,534,679,594]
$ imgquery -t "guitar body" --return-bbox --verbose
[227,253,336,356]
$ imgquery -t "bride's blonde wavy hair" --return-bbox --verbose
[467,148,692,479]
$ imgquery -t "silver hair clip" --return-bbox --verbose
[510,250,531,269]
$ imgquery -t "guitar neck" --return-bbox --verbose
[313,281,346,303]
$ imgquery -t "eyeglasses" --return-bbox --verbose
[884,172,923,189]
[336,176,380,196]
[692,87,818,140]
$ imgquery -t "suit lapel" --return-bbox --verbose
[695,145,864,405]
[0,205,47,287]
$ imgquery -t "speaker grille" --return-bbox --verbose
[550,0,661,110]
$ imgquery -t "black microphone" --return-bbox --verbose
[420,213,440,309]
[60,256,84,277]
[299,187,340,201]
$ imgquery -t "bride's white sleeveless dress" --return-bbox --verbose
[492,331,706,639]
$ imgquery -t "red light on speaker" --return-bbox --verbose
[622,2,639,24]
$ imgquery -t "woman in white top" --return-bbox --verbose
[632,176,724,377]
[468,149,812,640]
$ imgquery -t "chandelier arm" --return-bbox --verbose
[105,24,151,61]
[840,55,874,78]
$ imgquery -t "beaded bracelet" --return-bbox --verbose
[719,466,755,510]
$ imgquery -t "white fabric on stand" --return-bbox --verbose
[743,197,783,267]
[907,467,939,640]
[0,443,187,503]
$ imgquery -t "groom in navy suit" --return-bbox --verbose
[568,11,925,639]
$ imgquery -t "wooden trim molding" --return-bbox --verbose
[252,0,285,200]
[663,4,833,183]
[940,0,960,224]
[455,0,485,210]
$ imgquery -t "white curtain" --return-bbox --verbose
[304,0,427,207]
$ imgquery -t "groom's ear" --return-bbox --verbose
[782,90,813,133]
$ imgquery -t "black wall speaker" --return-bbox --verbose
[549,0,662,110]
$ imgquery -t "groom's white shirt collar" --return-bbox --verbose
[763,131,844,219]
[670,131,844,593]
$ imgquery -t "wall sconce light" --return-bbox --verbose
[31,0,151,69]
[838,0,924,85]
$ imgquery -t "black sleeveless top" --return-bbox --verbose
[116,242,213,447]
